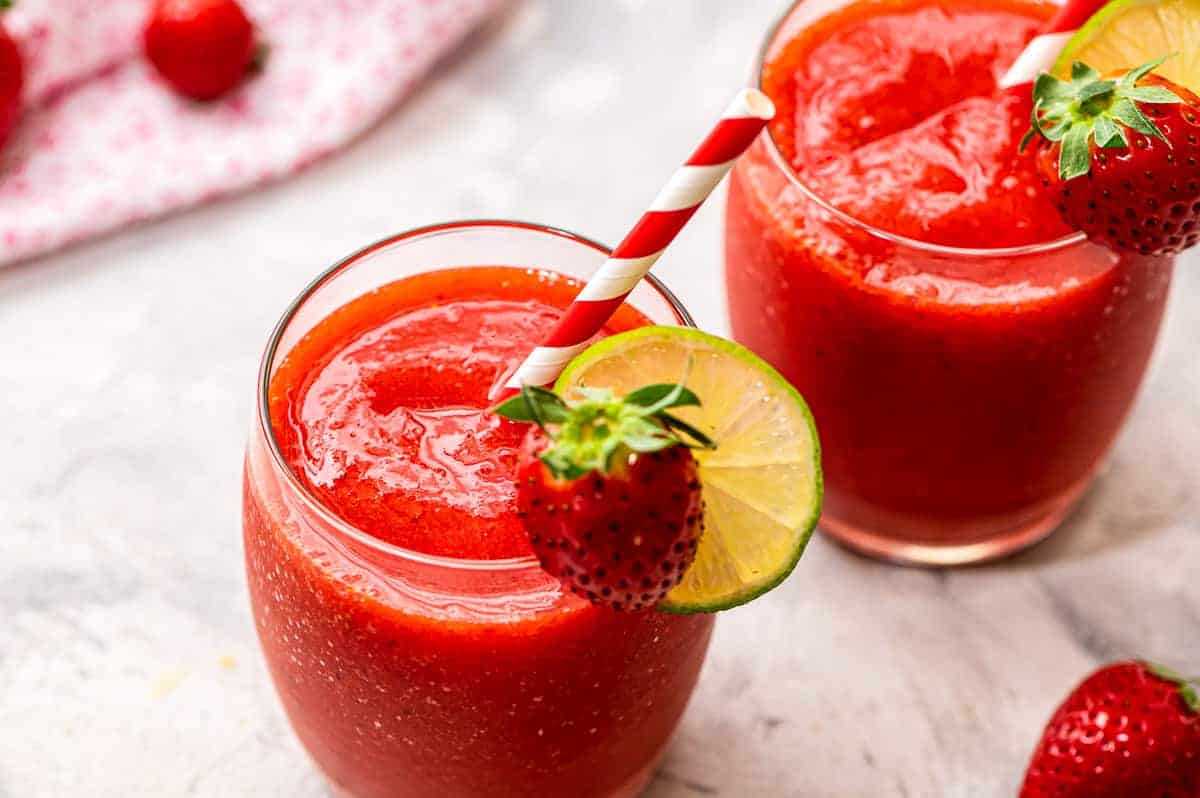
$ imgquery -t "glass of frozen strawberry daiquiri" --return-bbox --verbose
[244,221,821,797]
[725,0,1200,565]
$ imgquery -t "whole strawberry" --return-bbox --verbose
[0,0,22,150]
[1024,57,1200,256]
[1020,661,1200,797]
[143,0,257,101]
[494,382,713,612]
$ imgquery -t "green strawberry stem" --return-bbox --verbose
[1148,662,1200,714]
[493,382,715,480]
[1022,55,1184,179]
[0,1,13,9]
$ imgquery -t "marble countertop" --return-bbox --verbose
[2,1,1198,796]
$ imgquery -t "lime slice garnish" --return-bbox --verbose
[555,327,822,614]
[1054,0,1200,89]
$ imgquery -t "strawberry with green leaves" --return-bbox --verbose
[1020,660,1200,797]
[494,382,714,612]
[1024,56,1200,256]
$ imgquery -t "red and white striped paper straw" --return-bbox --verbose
[999,0,1109,90]
[500,88,775,392]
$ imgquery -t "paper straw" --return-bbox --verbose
[999,0,1110,90]
[500,88,775,393]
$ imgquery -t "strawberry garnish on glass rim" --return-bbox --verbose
[1021,55,1200,256]
[494,381,715,612]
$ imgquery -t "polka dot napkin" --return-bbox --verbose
[0,0,501,265]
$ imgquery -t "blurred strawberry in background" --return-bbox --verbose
[0,0,22,150]
[0,0,501,265]
[143,0,257,101]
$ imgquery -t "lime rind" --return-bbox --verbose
[1053,0,1200,91]
[554,326,823,614]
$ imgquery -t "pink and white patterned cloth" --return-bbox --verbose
[0,0,501,265]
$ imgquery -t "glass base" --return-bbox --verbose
[329,748,660,798]
[819,473,1096,567]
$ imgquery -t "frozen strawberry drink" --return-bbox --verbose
[244,223,713,798]
[725,0,1174,564]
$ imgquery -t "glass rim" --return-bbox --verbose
[751,0,1089,259]
[255,219,696,573]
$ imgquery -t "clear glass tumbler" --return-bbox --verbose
[724,0,1175,565]
[244,221,715,797]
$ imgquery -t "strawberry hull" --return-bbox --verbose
[725,0,1175,564]
[244,232,713,798]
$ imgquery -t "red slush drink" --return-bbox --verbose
[725,0,1173,564]
[244,223,714,798]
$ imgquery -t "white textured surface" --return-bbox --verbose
[1,2,1198,796]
